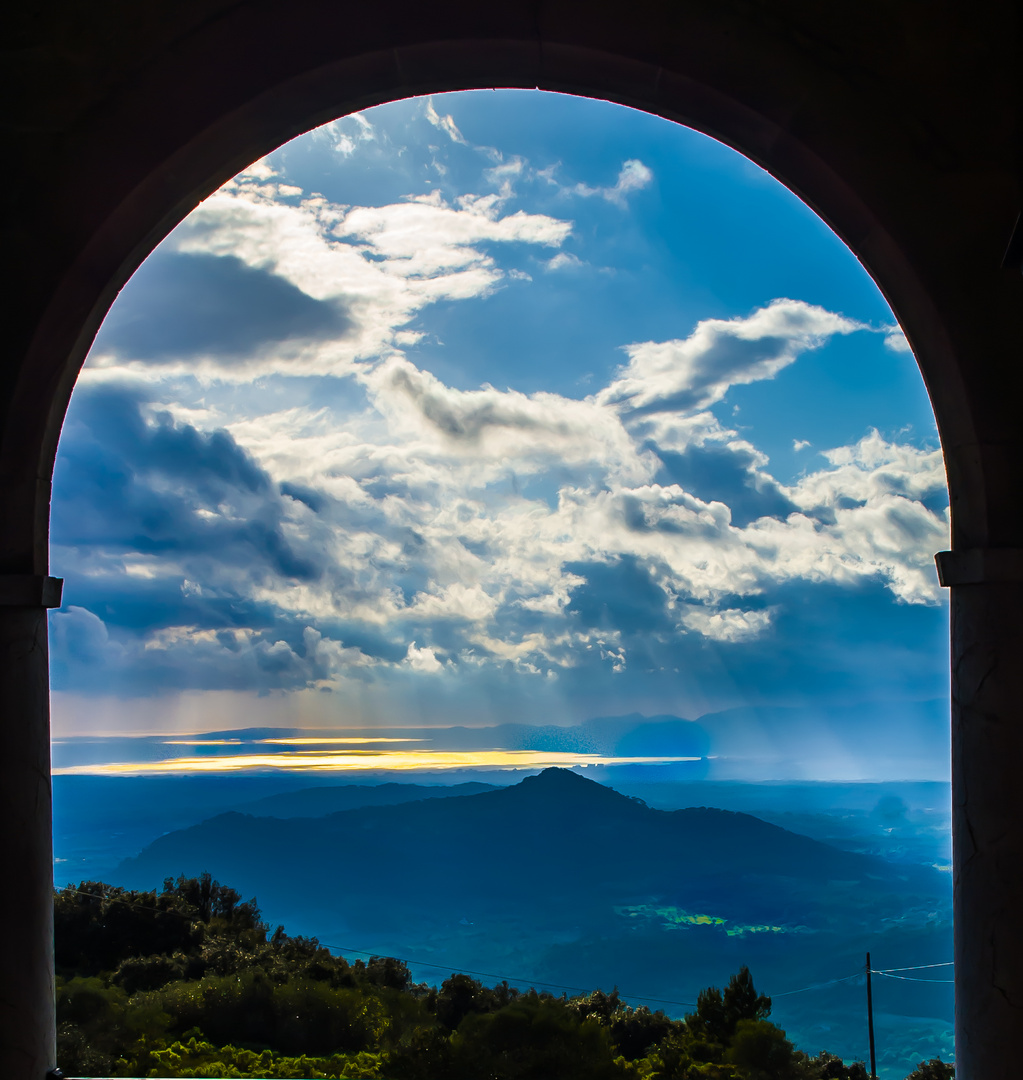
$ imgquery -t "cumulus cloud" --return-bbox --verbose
[405,641,444,672]
[680,606,774,642]
[59,303,947,696]
[364,355,651,480]
[599,299,866,415]
[58,119,947,701]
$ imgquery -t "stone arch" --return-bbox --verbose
[4,5,1023,1078]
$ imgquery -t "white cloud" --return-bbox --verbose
[364,354,651,480]
[218,376,945,673]
[599,299,866,415]
[681,606,774,642]
[86,325,944,681]
[793,439,811,451]
[884,326,913,353]
[424,98,468,145]
[572,159,653,206]
[238,158,276,181]
[483,156,526,198]
[314,112,377,156]
[303,628,377,679]
[405,641,444,672]
[545,252,584,272]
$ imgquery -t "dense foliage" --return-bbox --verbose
[54,876,951,1079]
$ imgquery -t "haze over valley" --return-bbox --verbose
[56,758,952,1079]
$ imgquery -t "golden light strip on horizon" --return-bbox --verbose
[53,749,701,776]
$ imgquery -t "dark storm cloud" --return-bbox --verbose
[49,381,426,696]
[52,384,322,582]
[50,609,309,695]
[57,574,282,635]
[94,251,352,361]
[280,482,328,513]
[506,570,948,739]
[49,590,407,695]
[653,442,798,526]
[565,556,675,635]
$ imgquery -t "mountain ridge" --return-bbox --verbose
[117,768,946,939]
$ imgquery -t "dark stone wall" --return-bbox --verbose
[3,4,1023,1077]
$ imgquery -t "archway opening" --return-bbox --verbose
[49,90,952,1079]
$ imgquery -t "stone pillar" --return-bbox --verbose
[937,550,1023,1080]
[0,576,62,1080]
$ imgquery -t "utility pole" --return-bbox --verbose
[866,952,877,1079]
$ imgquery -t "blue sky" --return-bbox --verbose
[49,91,950,777]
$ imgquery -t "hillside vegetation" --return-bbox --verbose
[54,874,951,1080]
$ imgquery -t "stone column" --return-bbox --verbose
[0,576,62,1080]
[937,550,1023,1080]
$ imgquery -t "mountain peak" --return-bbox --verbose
[527,767,591,784]
[513,767,638,806]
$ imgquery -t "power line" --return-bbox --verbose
[873,961,953,972]
[870,971,955,984]
[770,972,863,998]
[60,886,203,919]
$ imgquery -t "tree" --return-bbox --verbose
[54,881,203,977]
[799,1050,869,1079]
[688,967,772,1048]
[723,967,773,1031]
[570,988,677,1060]
[163,871,264,932]
[437,974,490,1030]
[905,1060,954,1080]
[726,1018,797,1080]
[450,994,627,1080]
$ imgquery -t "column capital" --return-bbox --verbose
[935,549,1023,587]
[0,575,63,608]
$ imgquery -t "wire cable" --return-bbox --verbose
[769,973,863,997]
[872,961,953,972]
[871,971,955,984]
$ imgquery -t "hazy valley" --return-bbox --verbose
[55,753,953,1079]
